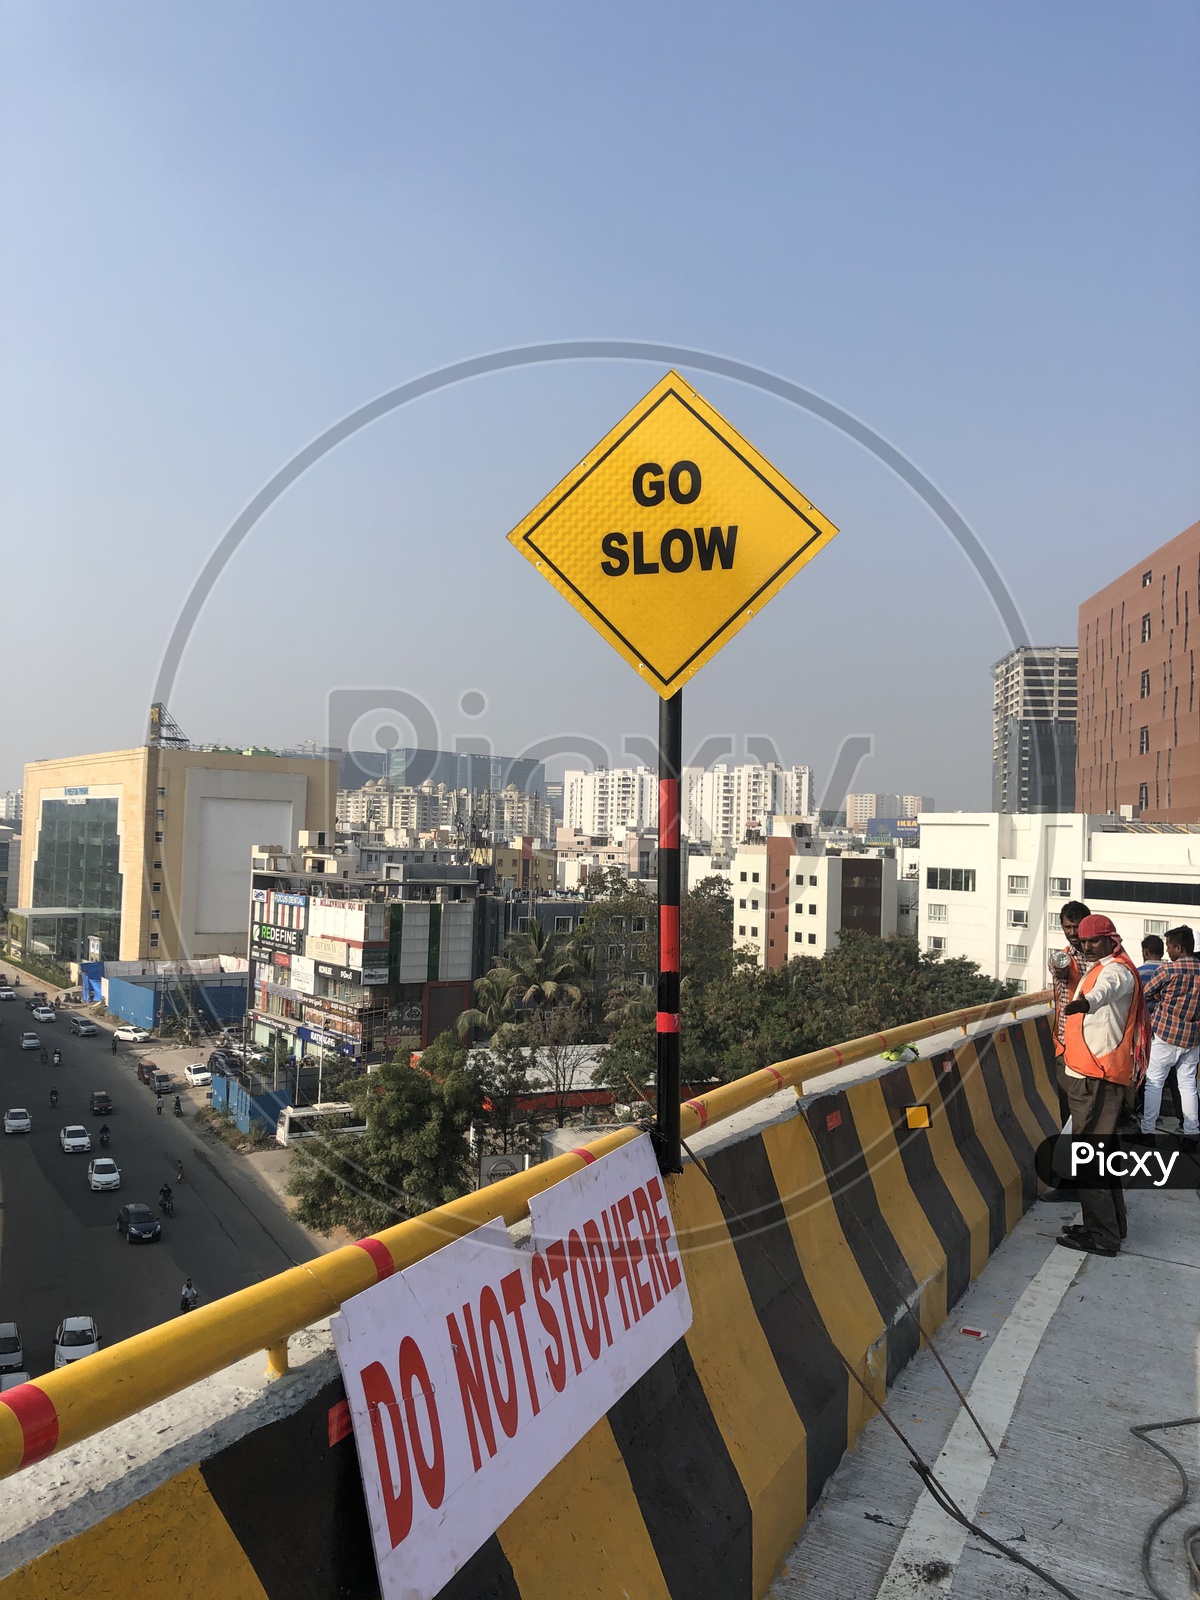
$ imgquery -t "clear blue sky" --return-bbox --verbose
[2,2,1197,806]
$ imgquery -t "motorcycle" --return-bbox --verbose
[173,1098,183,1118]
[52,1050,62,1067]
[159,1191,174,1217]
[49,1089,59,1108]
[99,1128,110,1148]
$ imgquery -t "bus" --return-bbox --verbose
[274,1102,367,1147]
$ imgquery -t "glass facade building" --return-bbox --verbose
[31,797,123,911]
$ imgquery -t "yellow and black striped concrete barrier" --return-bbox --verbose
[0,1009,1058,1600]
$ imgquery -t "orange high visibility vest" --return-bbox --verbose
[1064,960,1136,1085]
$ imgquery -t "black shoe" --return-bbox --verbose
[1062,1219,1127,1244]
[1056,1230,1119,1257]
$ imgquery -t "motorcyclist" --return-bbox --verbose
[52,1048,62,1066]
[158,1183,173,1214]
[49,1087,58,1107]
[111,1035,117,1055]
[39,1049,47,1065]
[179,1278,198,1313]
[173,1095,182,1116]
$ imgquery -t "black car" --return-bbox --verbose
[207,1050,237,1074]
[89,1091,113,1116]
[116,1203,161,1243]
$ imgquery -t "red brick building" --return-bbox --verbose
[1076,519,1200,820]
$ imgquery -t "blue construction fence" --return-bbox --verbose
[210,1073,290,1138]
[80,964,247,1032]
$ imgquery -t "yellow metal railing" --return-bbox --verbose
[0,990,1049,1479]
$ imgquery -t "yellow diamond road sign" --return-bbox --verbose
[507,370,838,697]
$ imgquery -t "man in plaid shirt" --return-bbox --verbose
[1140,924,1200,1137]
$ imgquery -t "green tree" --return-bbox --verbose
[285,1030,482,1235]
[457,966,520,1042]
[496,922,583,1014]
[474,1031,546,1155]
[682,933,1016,1086]
[680,875,734,991]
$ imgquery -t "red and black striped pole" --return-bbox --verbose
[654,689,683,1173]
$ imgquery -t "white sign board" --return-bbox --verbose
[331,1134,691,1600]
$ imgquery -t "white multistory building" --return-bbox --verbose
[683,763,813,846]
[919,812,1200,989]
[337,780,549,842]
[563,767,659,834]
[564,761,813,846]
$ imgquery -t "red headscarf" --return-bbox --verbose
[1077,915,1152,1082]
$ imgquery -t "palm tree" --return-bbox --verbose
[498,922,582,1015]
[457,967,520,1042]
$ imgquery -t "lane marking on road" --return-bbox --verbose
[874,1246,1083,1597]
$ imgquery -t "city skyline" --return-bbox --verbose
[2,5,1197,810]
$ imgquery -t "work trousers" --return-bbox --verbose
[1065,1074,1127,1252]
[1140,1036,1200,1135]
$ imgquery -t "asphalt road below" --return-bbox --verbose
[0,995,318,1379]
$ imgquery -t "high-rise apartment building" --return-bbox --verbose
[1076,519,1200,821]
[564,761,813,845]
[563,767,659,834]
[844,793,933,833]
[991,646,1077,813]
[683,763,813,846]
[0,790,23,826]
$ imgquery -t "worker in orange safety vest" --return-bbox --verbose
[1057,914,1150,1256]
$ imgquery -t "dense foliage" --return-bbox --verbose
[285,1031,482,1235]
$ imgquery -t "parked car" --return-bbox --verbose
[117,1203,161,1243]
[69,1017,98,1037]
[0,1372,30,1391]
[184,1064,212,1087]
[0,1322,25,1375]
[113,1025,151,1043]
[4,1108,32,1135]
[89,1091,113,1116]
[30,1005,56,1024]
[207,1050,238,1073]
[0,988,14,1002]
[19,1033,39,1052]
[53,1316,100,1367]
[136,1060,158,1086]
[152,1072,172,1095]
[87,1158,121,1192]
[59,1125,91,1153]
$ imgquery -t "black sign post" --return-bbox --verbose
[653,690,683,1174]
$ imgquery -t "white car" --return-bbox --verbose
[53,1316,100,1368]
[0,1372,30,1391]
[19,1033,40,1052]
[113,1025,151,1043]
[87,1157,121,1191]
[4,1109,32,1135]
[59,1125,92,1153]
[0,988,14,1002]
[184,1064,212,1087]
[31,1005,56,1024]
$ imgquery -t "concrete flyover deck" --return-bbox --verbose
[775,1181,1200,1600]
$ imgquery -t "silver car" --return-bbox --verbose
[3,1108,32,1135]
